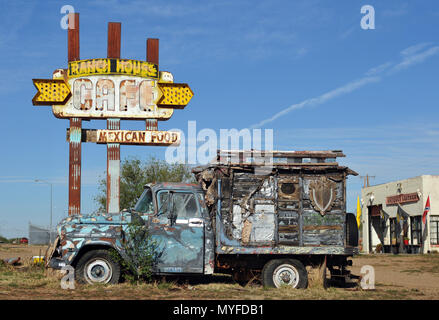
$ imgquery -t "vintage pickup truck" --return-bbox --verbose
[47,150,359,288]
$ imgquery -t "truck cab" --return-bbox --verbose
[135,183,215,275]
[47,182,214,284]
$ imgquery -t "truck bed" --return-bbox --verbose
[193,150,358,256]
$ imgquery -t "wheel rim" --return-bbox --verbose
[85,259,113,284]
[273,264,300,288]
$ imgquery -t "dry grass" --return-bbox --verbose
[1,246,439,300]
[0,263,429,300]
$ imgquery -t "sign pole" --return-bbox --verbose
[106,22,121,213]
[146,38,159,131]
[68,13,81,216]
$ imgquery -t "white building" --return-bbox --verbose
[361,175,439,254]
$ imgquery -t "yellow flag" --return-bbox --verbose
[356,196,362,227]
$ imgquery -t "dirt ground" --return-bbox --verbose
[1,244,439,300]
[0,244,47,263]
[351,254,439,297]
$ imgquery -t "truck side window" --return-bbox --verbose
[157,191,200,219]
[173,193,199,218]
[158,192,169,214]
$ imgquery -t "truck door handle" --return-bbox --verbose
[188,218,203,226]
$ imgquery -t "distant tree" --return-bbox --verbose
[95,156,195,212]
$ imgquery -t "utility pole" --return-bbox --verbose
[359,174,375,188]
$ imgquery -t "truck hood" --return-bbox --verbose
[56,211,135,235]
[79,212,131,224]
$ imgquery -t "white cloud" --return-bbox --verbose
[250,76,380,128]
[252,43,439,128]
[365,62,393,76]
[400,42,432,56]
[390,46,439,73]
[339,25,356,40]
[89,0,229,18]
[382,3,409,17]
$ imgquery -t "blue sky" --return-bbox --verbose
[0,0,438,238]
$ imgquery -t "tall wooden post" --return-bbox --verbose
[68,13,81,216]
[146,38,159,131]
[106,22,121,213]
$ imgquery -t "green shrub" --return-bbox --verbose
[113,214,160,284]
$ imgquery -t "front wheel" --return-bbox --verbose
[75,249,121,285]
[262,259,308,289]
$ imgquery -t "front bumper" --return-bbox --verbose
[48,257,67,270]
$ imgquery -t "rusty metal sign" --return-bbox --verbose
[386,192,419,205]
[68,58,158,79]
[96,130,179,145]
[67,129,180,146]
[32,79,71,105]
[32,65,193,120]
[45,69,193,120]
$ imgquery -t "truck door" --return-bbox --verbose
[152,190,205,273]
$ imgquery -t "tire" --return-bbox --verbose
[75,249,121,285]
[345,212,359,247]
[262,259,308,289]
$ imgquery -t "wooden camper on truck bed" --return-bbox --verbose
[192,150,359,256]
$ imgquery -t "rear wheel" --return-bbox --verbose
[262,259,308,289]
[75,249,121,285]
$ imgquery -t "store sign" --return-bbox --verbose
[95,129,180,145]
[53,74,170,119]
[68,58,158,79]
[66,129,180,146]
[32,61,193,120]
[386,192,419,205]
[33,15,191,215]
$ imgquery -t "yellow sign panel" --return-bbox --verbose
[158,83,194,108]
[68,58,158,79]
[32,79,71,105]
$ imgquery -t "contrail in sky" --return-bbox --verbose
[251,43,439,129]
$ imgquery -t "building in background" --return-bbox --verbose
[361,175,439,254]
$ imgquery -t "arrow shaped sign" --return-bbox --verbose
[32,78,71,106]
[157,83,193,109]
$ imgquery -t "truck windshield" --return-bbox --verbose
[134,188,154,214]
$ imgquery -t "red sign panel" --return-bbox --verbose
[386,192,419,205]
